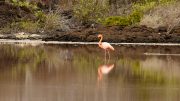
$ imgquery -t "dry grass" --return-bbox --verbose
[140,2,180,33]
[43,11,62,31]
[20,21,39,33]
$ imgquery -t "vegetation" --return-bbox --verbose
[100,0,177,26]
[100,10,142,26]
[0,0,62,34]
[43,12,62,32]
[140,1,180,33]
[0,0,179,34]
[73,0,109,23]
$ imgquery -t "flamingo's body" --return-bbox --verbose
[98,34,114,51]
[98,42,114,51]
[98,34,114,61]
[98,64,114,81]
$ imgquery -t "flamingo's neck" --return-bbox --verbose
[98,36,103,46]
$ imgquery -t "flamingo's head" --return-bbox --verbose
[98,34,102,38]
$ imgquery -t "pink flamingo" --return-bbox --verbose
[98,34,115,61]
[98,64,114,81]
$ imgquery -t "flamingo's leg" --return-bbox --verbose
[108,50,110,61]
[104,50,107,63]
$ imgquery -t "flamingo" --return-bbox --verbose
[98,64,115,81]
[98,34,115,61]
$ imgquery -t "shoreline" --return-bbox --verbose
[1,25,180,44]
[1,39,180,46]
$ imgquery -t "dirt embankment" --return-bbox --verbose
[43,25,180,43]
[0,2,35,27]
[0,2,180,43]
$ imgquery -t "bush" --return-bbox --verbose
[132,1,157,13]
[43,12,62,31]
[10,0,38,10]
[101,10,142,26]
[140,1,180,31]
[2,11,62,33]
[35,11,46,22]
[73,0,109,23]
[101,0,177,26]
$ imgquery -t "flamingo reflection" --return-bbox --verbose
[98,64,114,81]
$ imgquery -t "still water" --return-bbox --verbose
[0,43,180,101]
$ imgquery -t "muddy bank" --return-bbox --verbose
[0,25,180,43]
[42,25,180,43]
[0,2,36,27]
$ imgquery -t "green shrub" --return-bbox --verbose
[101,10,142,26]
[11,0,38,10]
[35,11,46,22]
[132,1,157,13]
[101,0,176,26]
[10,0,45,21]
[73,0,109,23]
[129,10,142,24]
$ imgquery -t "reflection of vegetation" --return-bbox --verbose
[73,51,101,74]
[0,44,47,80]
[0,44,180,87]
[117,58,180,85]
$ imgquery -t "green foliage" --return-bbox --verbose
[159,0,176,4]
[73,0,109,23]
[132,0,176,13]
[101,10,142,26]
[35,11,46,22]
[101,0,176,26]
[129,10,142,24]
[132,1,157,13]
[10,0,45,22]
[11,0,38,10]
[1,11,61,33]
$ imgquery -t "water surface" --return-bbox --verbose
[0,43,180,101]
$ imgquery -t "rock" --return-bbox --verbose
[14,32,29,39]
[156,26,167,32]
[29,34,42,39]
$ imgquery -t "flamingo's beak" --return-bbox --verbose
[98,34,101,38]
